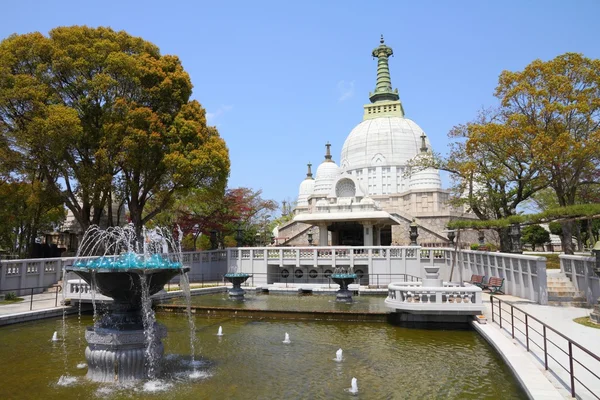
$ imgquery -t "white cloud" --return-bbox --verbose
[206,105,233,124]
[337,80,355,102]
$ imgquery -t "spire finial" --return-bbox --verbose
[306,162,313,179]
[369,36,400,104]
[325,142,333,162]
[420,133,428,153]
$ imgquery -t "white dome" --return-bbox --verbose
[297,178,315,206]
[409,167,442,190]
[313,161,340,195]
[340,117,431,171]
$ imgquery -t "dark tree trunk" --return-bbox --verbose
[560,221,574,255]
[497,227,511,252]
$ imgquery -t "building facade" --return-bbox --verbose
[278,37,473,246]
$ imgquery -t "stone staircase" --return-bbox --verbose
[547,272,587,307]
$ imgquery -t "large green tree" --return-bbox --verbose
[494,53,600,253]
[418,53,600,254]
[0,26,229,240]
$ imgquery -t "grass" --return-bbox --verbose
[574,316,600,329]
[0,297,24,305]
[542,254,561,269]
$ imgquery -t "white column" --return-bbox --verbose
[363,222,373,246]
[318,224,328,246]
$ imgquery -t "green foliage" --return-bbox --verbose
[0,26,230,239]
[521,225,550,250]
[548,222,563,236]
[470,243,480,250]
[448,203,600,230]
[5,292,17,301]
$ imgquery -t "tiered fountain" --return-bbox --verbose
[331,266,357,302]
[65,225,189,382]
[223,265,251,299]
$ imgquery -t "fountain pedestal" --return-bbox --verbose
[331,274,357,302]
[66,266,187,382]
[224,273,251,299]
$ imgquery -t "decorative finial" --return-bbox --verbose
[420,133,428,153]
[325,142,333,162]
[306,162,313,179]
[369,37,399,104]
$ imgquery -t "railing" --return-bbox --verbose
[0,285,62,311]
[490,295,600,399]
[560,254,599,306]
[385,282,483,313]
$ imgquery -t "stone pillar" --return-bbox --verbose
[363,222,373,246]
[318,224,328,246]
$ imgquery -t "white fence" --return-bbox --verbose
[560,255,599,306]
[0,247,549,304]
[442,249,548,304]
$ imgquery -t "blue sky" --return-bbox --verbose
[2,0,599,210]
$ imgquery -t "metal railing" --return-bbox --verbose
[0,285,63,311]
[490,295,600,399]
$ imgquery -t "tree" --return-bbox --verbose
[169,187,277,250]
[0,26,229,240]
[521,224,550,251]
[494,53,600,253]
[409,108,546,252]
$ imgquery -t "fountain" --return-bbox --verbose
[349,377,358,394]
[65,225,189,383]
[223,265,251,299]
[330,266,357,302]
[282,332,291,344]
[335,348,342,362]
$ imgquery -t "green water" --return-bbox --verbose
[163,292,390,313]
[0,313,526,399]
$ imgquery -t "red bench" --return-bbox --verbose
[466,274,485,287]
[482,276,505,294]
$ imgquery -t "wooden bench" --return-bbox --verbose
[482,276,505,294]
[466,274,485,287]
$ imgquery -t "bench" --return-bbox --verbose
[466,274,485,287]
[482,276,504,294]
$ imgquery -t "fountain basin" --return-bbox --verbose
[331,273,357,303]
[224,273,252,299]
[65,264,189,382]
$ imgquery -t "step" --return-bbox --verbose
[548,300,589,308]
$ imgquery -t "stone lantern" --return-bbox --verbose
[409,219,419,246]
[510,223,522,254]
[447,229,456,245]
[235,226,244,247]
[307,228,314,246]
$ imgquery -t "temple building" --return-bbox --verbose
[277,36,471,246]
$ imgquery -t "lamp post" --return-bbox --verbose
[409,219,419,246]
[235,226,244,247]
[478,230,485,246]
[307,229,313,246]
[210,229,218,250]
[590,240,600,324]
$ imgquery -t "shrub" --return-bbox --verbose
[5,292,17,301]
[470,244,480,250]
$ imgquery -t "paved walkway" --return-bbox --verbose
[0,291,63,315]
[480,292,600,399]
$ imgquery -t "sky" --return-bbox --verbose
[1,0,599,212]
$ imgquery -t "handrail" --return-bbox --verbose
[0,285,63,311]
[490,295,600,399]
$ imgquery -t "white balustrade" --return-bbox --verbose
[385,281,483,314]
[560,254,599,306]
